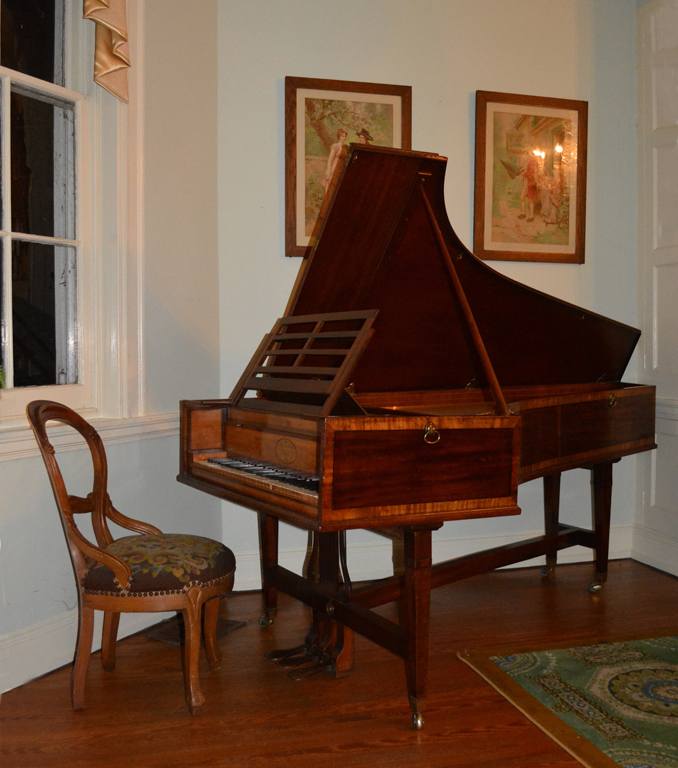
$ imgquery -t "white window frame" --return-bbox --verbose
[0,69,89,409]
[0,0,145,442]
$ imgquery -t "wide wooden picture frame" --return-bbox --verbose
[473,90,588,264]
[285,76,412,258]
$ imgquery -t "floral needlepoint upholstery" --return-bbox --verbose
[83,534,236,596]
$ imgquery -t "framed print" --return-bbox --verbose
[474,90,588,264]
[285,76,412,258]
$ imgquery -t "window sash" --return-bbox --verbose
[0,65,88,418]
[0,0,142,433]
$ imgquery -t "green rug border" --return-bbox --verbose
[458,629,678,768]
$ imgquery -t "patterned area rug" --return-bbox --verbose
[459,635,678,768]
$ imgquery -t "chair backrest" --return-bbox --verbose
[27,400,115,582]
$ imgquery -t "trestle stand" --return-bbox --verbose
[254,454,616,728]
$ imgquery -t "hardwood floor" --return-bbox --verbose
[2,559,677,767]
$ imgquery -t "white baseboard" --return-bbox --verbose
[631,524,678,578]
[231,523,636,591]
[0,609,172,696]
[0,521,647,696]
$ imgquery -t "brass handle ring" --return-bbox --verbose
[423,422,440,445]
[608,394,617,408]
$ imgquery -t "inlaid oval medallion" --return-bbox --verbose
[276,438,297,465]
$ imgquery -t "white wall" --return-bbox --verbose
[144,0,221,412]
[217,0,642,587]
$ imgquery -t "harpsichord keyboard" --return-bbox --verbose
[207,457,320,492]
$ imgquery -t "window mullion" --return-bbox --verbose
[1,74,13,387]
[54,0,66,88]
[1,236,12,388]
[54,99,77,384]
[0,76,9,233]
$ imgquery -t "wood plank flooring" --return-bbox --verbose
[2,559,678,768]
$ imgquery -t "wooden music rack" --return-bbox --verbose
[229,310,378,416]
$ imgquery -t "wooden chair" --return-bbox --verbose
[27,400,236,714]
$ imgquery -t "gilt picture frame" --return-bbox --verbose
[285,76,412,258]
[473,90,588,264]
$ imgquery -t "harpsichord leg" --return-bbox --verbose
[590,461,614,593]
[402,526,433,730]
[258,513,279,627]
[541,472,562,577]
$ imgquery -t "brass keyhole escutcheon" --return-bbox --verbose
[423,422,440,445]
[608,394,618,408]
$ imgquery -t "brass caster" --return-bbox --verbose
[259,616,273,628]
[588,581,603,593]
[412,712,424,730]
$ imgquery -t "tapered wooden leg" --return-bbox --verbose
[590,462,614,592]
[101,611,120,672]
[72,604,95,710]
[182,587,205,714]
[203,597,222,671]
[258,513,279,626]
[542,473,561,576]
[402,527,433,730]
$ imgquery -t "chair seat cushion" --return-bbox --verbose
[82,534,236,596]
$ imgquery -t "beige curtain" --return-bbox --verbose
[83,0,130,103]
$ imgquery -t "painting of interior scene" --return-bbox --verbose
[490,110,575,247]
[304,97,394,237]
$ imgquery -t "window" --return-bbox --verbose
[0,0,143,438]
[1,0,81,390]
[0,0,97,425]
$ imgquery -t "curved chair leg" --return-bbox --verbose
[203,597,222,671]
[72,605,95,710]
[101,611,120,672]
[182,587,205,714]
